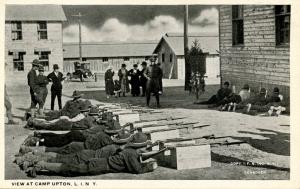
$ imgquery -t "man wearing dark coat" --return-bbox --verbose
[47,64,64,110]
[35,66,49,116]
[104,67,114,99]
[140,61,148,97]
[128,64,141,97]
[27,59,40,116]
[144,58,162,108]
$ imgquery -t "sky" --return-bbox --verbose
[62,5,219,42]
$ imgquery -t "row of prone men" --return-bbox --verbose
[196,82,287,116]
[18,91,166,177]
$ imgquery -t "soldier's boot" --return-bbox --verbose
[37,108,47,119]
[155,95,160,108]
[30,108,36,118]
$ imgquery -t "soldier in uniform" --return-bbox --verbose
[44,90,91,121]
[47,64,64,110]
[144,57,162,108]
[27,59,40,116]
[140,61,148,97]
[25,132,158,177]
[35,66,49,116]
[5,85,18,124]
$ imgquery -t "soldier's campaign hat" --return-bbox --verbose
[72,90,83,99]
[112,130,133,144]
[104,122,122,134]
[121,63,126,68]
[32,59,40,66]
[141,61,147,66]
[88,106,100,116]
[38,66,44,72]
[133,64,138,67]
[126,131,151,148]
[53,64,59,70]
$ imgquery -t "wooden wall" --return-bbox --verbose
[63,57,148,74]
[219,5,290,97]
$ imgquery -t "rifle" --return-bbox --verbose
[209,140,247,147]
[165,140,247,149]
[144,124,210,133]
[140,147,168,161]
[135,116,187,123]
[137,121,199,129]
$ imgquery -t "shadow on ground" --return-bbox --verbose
[211,152,289,172]
[231,129,290,156]
[79,85,219,110]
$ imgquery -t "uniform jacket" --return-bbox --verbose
[47,71,64,92]
[27,69,38,92]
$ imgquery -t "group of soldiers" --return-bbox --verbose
[105,59,163,108]
[16,91,166,177]
[196,81,287,116]
[27,59,65,117]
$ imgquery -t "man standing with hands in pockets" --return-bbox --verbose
[27,59,40,117]
[47,64,65,110]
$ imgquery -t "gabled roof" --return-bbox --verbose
[153,33,219,55]
[63,41,158,59]
[5,5,67,21]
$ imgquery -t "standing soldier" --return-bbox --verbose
[140,61,148,97]
[128,64,141,97]
[35,66,49,116]
[47,64,64,110]
[144,57,162,108]
[5,85,18,124]
[27,59,40,116]
[118,64,129,97]
[157,63,163,95]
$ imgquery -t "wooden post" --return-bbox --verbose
[184,5,190,91]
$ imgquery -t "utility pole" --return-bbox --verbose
[72,12,83,62]
[184,5,190,91]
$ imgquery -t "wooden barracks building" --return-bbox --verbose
[5,5,67,72]
[219,5,290,97]
[153,33,220,84]
[63,41,158,73]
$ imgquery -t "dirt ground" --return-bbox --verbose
[5,72,290,180]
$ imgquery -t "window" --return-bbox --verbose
[11,21,22,40]
[123,57,130,61]
[232,5,244,45]
[37,21,48,40]
[102,57,108,62]
[162,53,165,62]
[12,52,25,71]
[169,54,173,62]
[36,51,51,71]
[275,5,290,46]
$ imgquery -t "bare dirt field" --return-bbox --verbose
[5,72,290,180]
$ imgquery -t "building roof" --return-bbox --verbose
[154,33,219,55]
[5,5,67,21]
[63,41,158,59]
